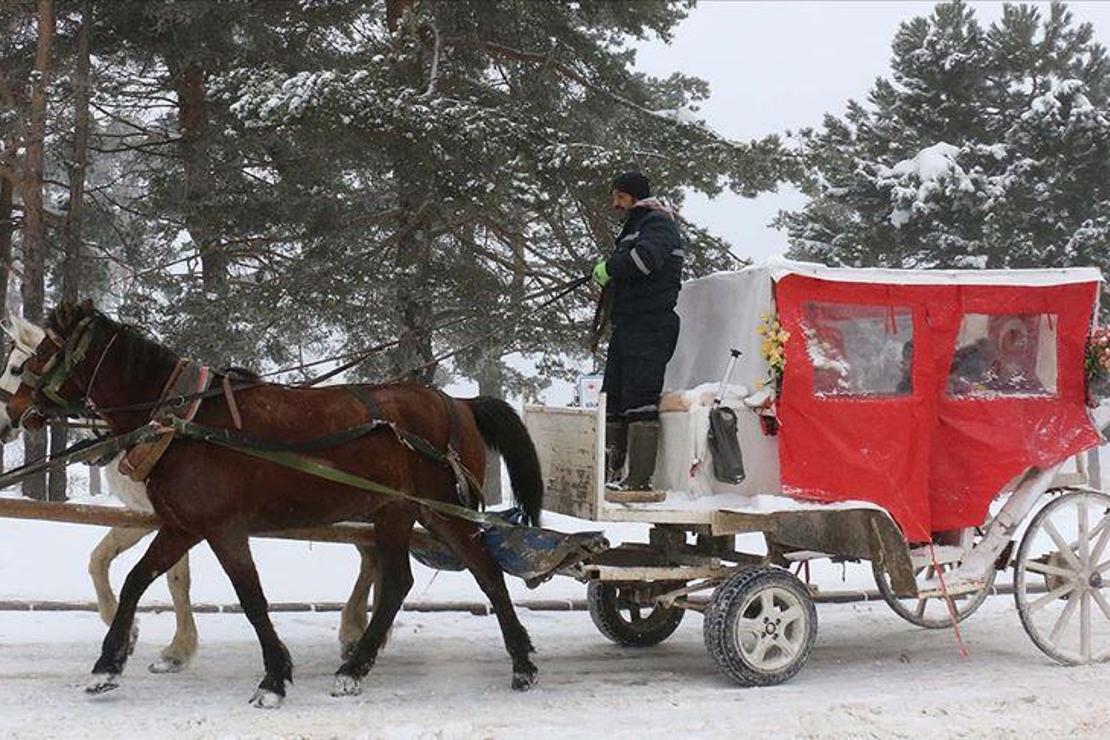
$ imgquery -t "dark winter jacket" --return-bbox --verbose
[605,199,684,319]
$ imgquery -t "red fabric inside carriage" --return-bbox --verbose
[774,274,1101,543]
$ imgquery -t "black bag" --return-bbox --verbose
[707,349,746,484]
[709,406,745,484]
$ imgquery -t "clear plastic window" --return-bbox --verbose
[947,314,1057,397]
[802,302,914,397]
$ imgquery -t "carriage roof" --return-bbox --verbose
[753,257,1103,288]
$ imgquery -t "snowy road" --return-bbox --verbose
[0,598,1107,739]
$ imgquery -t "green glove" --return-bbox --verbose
[592,259,611,287]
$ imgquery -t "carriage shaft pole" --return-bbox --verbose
[0,497,440,550]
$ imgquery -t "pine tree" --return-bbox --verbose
[780,1,1110,288]
[221,0,792,393]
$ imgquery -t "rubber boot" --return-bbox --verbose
[605,421,628,483]
[613,420,660,491]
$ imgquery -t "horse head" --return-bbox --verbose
[2,299,106,437]
[0,313,48,442]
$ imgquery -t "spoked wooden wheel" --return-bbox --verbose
[587,581,685,647]
[873,547,997,629]
[1014,490,1110,665]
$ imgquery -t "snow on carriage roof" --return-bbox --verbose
[710,256,1105,287]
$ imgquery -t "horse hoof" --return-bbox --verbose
[85,673,121,695]
[511,670,537,692]
[248,689,284,709]
[148,657,185,674]
[331,674,362,697]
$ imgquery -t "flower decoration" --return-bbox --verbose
[1088,326,1110,400]
[757,312,790,393]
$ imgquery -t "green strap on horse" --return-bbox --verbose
[0,417,519,531]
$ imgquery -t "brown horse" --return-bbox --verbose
[3,301,544,708]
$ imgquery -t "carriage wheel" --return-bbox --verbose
[872,547,997,629]
[1014,490,1110,665]
[703,566,817,687]
[587,581,685,647]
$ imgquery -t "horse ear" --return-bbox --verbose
[53,301,74,331]
[16,317,43,348]
[0,314,16,341]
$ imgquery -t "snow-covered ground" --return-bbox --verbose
[0,445,1106,737]
[1,600,1108,739]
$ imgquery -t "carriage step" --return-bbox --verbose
[604,490,668,504]
[917,577,989,599]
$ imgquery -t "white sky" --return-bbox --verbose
[634,1,1110,262]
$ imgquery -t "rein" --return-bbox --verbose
[17,275,591,421]
[0,416,517,530]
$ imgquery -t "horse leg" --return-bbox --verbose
[87,526,199,695]
[148,552,198,674]
[424,517,537,691]
[206,532,293,709]
[88,526,150,655]
[338,544,379,660]
[333,510,414,697]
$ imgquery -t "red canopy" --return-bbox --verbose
[775,274,1101,542]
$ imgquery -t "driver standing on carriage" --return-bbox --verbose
[592,171,684,491]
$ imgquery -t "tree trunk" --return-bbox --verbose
[172,62,226,298]
[20,0,54,501]
[391,211,437,384]
[62,0,91,304]
[47,423,66,500]
[88,463,101,497]
[47,0,93,502]
[387,0,436,385]
[0,176,12,476]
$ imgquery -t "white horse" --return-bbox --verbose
[0,316,380,672]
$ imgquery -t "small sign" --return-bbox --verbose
[577,374,604,408]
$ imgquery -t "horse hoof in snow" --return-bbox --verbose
[331,674,362,697]
[248,689,283,709]
[85,673,121,695]
[148,656,185,674]
[511,670,537,691]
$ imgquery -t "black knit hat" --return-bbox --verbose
[611,171,651,200]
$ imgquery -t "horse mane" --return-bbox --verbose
[47,302,261,381]
[48,301,181,378]
[220,366,262,382]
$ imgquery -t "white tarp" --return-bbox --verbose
[658,268,780,497]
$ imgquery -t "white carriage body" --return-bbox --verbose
[525,259,1108,538]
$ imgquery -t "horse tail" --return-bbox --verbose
[465,396,544,527]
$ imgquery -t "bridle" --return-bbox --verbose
[14,315,118,422]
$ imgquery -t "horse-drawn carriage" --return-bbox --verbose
[0,260,1107,703]
[526,259,1110,686]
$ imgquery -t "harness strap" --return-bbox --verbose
[348,385,383,418]
[168,417,514,529]
[221,377,243,430]
[0,419,515,530]
[349,385,484,509]
[435,389,485,510]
